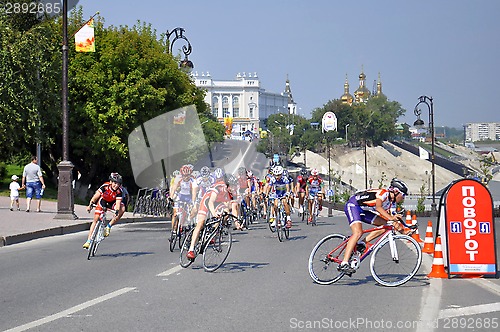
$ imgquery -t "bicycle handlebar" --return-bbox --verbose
[88,203,119,215]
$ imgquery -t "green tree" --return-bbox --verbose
[0,5,61,163]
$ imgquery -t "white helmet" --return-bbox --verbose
[311,168,319,176]
[272,165,284,176]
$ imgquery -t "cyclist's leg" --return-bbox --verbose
[340,199,366,266]
[318,192,323,210]
[188,212,205,255]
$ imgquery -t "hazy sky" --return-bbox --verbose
[77,0,499,128]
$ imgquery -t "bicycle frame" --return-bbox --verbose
[327,224,394,264]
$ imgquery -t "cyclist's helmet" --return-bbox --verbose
[300,168,307,175]
[389,178,409,196]
[180,165,192,176]
[214,167,225,179]
[173,170,180,177]
[246,170,253,177]
[200,166,211,178]
[238,167,246,175]
[227,174,238,186]
[273,165,284,176]
[192,170,200,178]
[109,172,123,184]
[283,169,289,177]
[311,168,319,176]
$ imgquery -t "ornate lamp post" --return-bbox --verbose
[166,27,194,72]
[414,95,437,215]
[55,0,77,219]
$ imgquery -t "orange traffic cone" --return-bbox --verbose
[411,214,424,243]
[427,236,448,278]
[422,220,434,254]
[404,210,412,233]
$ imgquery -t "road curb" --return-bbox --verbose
[0,216,170,247]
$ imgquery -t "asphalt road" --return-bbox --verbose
[1,214,498,332]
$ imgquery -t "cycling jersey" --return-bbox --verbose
[196,175,215,198]
[355,188,393,212]
[296,175,308,192]
[268,176,289,198]
[96,182,123,211]
[307,176,323,196]
[345,188,395,225]
[197,181,230,217]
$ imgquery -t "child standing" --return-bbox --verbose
[9,175,23,211]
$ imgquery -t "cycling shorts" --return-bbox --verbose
[344,196,377,225]
[174,194,192,208]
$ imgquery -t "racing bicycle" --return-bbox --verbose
[180,212,235,272]
[86,204,117,260]
[308,219,422,287]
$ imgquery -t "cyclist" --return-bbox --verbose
[186,168,230,260]
[295,168,308,214]
[247,170,259,214]
[283,169,295,213]
[83,172,124,249]
[193,166,215,214]
[170,165,198,235]
[306,168,324,223]
[338,178,409,272]
[265,165,292,229]
[227,174,243,230]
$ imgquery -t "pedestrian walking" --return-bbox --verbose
[22,156,46,212]
[9,175,23,211]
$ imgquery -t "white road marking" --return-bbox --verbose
[4,287,136,332]
[157,264,183,277]
[438,302,500,319]
[416,253,442,332]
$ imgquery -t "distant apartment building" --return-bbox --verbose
[193,72,297,137]
[465,122,500,142]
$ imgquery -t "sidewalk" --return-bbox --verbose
[0,196,164,247]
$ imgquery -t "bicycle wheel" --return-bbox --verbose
[87,222,100,260]
[203,226,232,272]
[370,234,422,287]
[311,200,317,226]
[169,216,179,252]
[276,211,284,242]
[180,228,195,268]
[308,234,348,285]
[267,206,276,233]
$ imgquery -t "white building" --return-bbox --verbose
[465,122,500,142]
[193,71,296,137]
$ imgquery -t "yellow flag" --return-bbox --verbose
[75,19,95,52]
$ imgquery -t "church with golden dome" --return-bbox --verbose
[341,67,384,105]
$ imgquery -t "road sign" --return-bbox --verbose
[321,112,337,133]
[442,179,497,276]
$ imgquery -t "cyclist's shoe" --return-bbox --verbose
[82,240,91,250]
[269,217,276,227]
[307,216,312,223]
[286,220,292,229]
[186,251,196,260]
[104,226,111,237]
[337,262,352,273]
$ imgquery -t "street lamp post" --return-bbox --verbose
[55,0,77,220]
[166,27,194,72]
[414,95,437,215]
[345,123,349,142]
